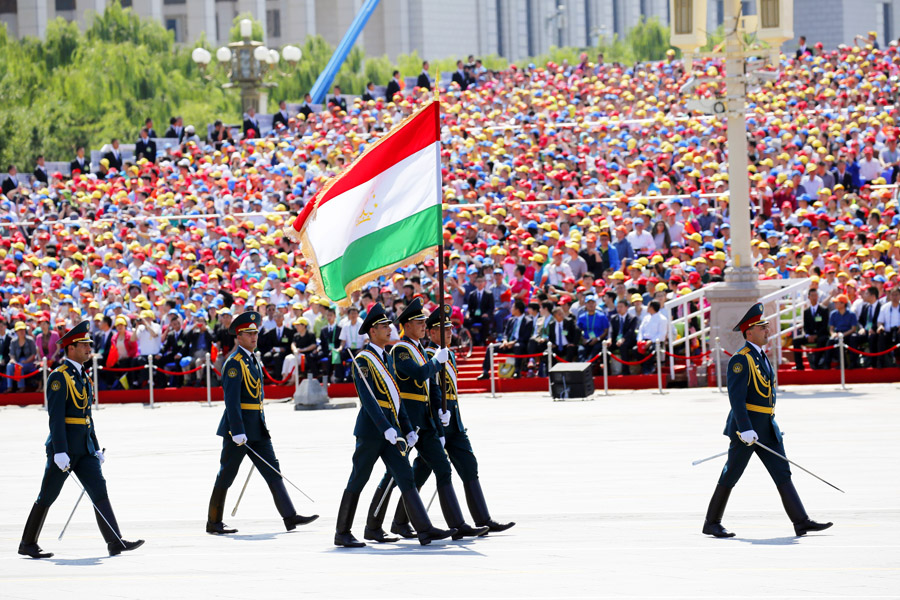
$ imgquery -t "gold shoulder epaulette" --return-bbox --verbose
[57,364,68,372]
[738,347,751,355]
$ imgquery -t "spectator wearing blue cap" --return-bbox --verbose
[577,295,609,361]
[184,311,213,386]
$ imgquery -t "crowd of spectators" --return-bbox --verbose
[2,32,900,393]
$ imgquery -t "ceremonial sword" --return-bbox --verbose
[64,469,126,549]
[753,440,845,493]
[58,448,104,541]
[231,464,256,517]
[241,443,315,503]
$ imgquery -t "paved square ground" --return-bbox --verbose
[1,383,897,599]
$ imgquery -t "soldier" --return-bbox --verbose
[19,321,144,558]
[365,298,489,543]
[334,303,456,547]
[702,303,833,538]
[206,311,318,535]
[391,306,515,534]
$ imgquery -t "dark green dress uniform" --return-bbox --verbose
[206,311,317,535]
[334,302,456,548]
[364,299,488,543]
[19,321,143,559]
[703,303,833,538]
[393,306,514,533]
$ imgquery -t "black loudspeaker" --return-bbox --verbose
[549,362,594,400]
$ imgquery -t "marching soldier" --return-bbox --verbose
[703,303,833,538]
[206,311,318,535]
[334,303,456,547]
[391,306,515,534]
[365,298,488,542]
[19,321,144,558]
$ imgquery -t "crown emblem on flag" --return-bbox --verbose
[355,191,378,227]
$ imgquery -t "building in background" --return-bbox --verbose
[1,0,897,62]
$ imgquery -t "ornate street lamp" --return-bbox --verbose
[192,18,302,114]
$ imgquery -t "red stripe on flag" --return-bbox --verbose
[292,101,440,233]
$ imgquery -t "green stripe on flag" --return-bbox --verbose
[319,205,441,302]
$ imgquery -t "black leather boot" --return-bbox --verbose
[18,503,53,559]
[364,482,399,543]
[777,481,833,536]
[463,479,515,532]
[390,496,417,539]
[206,486,238,534]
[334,489,366,547]
[94,498,144,556]
[270,480,318,530]
[437,484,489,539]
[401,489,456,546]
[702,484,736,538]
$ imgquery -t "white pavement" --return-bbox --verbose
[1,383,898,599]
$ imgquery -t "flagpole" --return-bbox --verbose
[432,84,449,414]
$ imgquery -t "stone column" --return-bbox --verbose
[17,0,50,39]
[186,0,217,45]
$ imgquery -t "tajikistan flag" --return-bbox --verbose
[288,100,442,305]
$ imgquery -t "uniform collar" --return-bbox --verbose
[64,357,85,375]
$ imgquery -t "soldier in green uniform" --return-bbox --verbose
[391,306,515,533]
[334,303,456,547]
[206,311,318,535]
[19,321,144,558]
[364,298,488,543]
[702,303,833,538]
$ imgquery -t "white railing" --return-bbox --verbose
[664,286,712,379]
[760,278,812,390]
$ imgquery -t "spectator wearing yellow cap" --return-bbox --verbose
[6,321,37,393]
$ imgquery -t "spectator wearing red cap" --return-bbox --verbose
[825,294,859,368]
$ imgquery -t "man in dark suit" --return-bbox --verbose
[451,60,468,91]
[135,129,157,163]
[317,306,342,382]
[18,321,144,559]
[831,157,854,192]
[327,85,347,112]
[385,70,402,102]
[416,61,431,90]
[2,164,19,196]
[272,100,290,131]
[160,313,188,386]
[183,312,214,386]
[243,107,260,138]
[102,139,123,172]
[548,306,581,362]
[609,299,638,373]
[92,316,114,388]
[361,82,377,102]
[164,116,184,141]
[33,156,48,185]
[795,35,811,59]
[206,311,317,536]
[144,117,158,139]
[69,147,90,176]
[479,299,533,379]
[791,288,830,370]
[298,93,314,119]
[465,275,494,345]
[857,285,881,366]
[259,311,294,378]
[701,303,831,539]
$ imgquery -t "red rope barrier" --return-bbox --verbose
[846,344,900,357]
[213,366,222,377]
[0,369,42,381]
[662,350,712,362]
[607,353,655,365]
[98,365,147,372]
[155,365,205,376]
[785,345,835,353]
[494,352,546,359]
[261,366,295,384]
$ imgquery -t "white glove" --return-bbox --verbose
[95,450,105,465]
[433,347,449,364]
[232,433,248,446]
[406,431,419,448]
[439,436,446,448]
[438,408,451,427]
[739,430,759,446]
[54,452,70,471]
[384,428,399,445]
